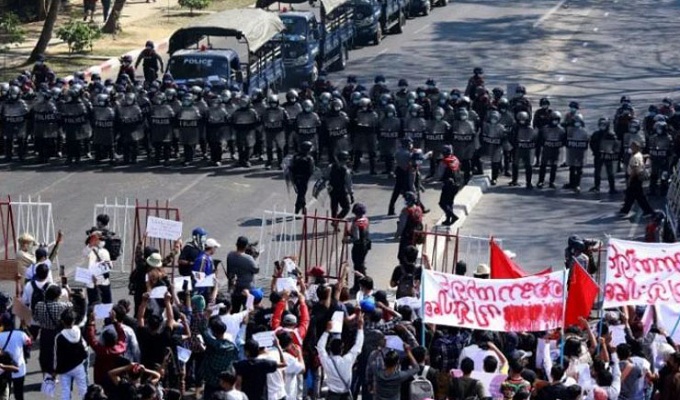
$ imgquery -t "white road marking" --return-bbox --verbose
[627,211,643,239]
[571,57,578,63]
[168,173,209,202]
[593,27,599,32]
[414,23,431,34]
[32,173,75,196]
[533,0,569,28]
[604,12,609,17]
[583,42,589,47]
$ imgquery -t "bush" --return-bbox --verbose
[56,20,102,53]
[0,12,26,46]
[178,0,212,15]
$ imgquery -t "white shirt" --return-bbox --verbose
[82,245,111,288]
[317,330,364,394]
[282,352,305,399]
[459,344,499,372]
[220,310,249,342]
[0,330,30,378]
[627,151,645,178]
[259,351,287,400]
[25,261,54,284]
[21,279,51,326]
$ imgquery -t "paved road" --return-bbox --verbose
[2,0,678,394]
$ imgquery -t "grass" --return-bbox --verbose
[0,0,255,78]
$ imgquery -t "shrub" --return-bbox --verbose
[56,20,102,53]
[0,12,26,46]
[178,0,212,15]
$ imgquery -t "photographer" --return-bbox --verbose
[82,231,113,305]
[226,236,260,312]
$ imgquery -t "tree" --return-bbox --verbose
[178,0,211,16]
[37,0,47,21]
[101,0,127,34]
[28,0,59,63]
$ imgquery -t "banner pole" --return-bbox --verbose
[596,238,610,356]
[670,312,680,339]
[559,265,568,366]
[420,268,425,346]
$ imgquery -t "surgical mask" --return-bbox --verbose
[407,98,415,105]
[427,85,435,90]
[410,112,418,118]
[303,105,313,112]
[648,112,657,117]
[418,92,426,98]
[435,114,443,121]
[656,128,665,135]
[570,107,577,113]
[182,100,192,107]
[399,85,407,91]
[628,127,638,133]
[574,122,584,128]
[387,112,395,118]
[541,105,549,109]
[98,241,105,249]
[322,98,329,104]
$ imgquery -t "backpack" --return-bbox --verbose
[406,206,425,245]
[396,264,416,298]
[410,366,434,400]
[462,377,480,400]
[30,280,49,313]
[104,235,122,261]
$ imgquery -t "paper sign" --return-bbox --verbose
[385,335,404,351]
[245,293,255,310]
[146,216,183,241]
[192,271,206,282]
[395,296,422,316]
[610,325,627,346]
[451,369,507,399]
[209,304,220,317]
[653,303,680,343]
[90,262,111,277]
[196,274,215,288]
[422,269,566,332]
[253,331,276,348]
[75,268,93,284]
[603,238,680,307]
[12,301,32,322]
[176,346,192,363]
[276,277,297,293]
[94,303,113,320]
[330,311,344,333]
[174,277,192,291]
[150,286,169,299]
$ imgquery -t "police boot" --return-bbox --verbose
[537,164,546,188]
[491,162,499,185]
[352,152,361,172]
[564,167,574,189]
[525,167,533,189]
[509,165,519,186]
[3,139,12,162]
[549,165,557,188]
[369,154,377,175]
[227,140,236,160]
[265,147,274,169]
[608,174,617,194]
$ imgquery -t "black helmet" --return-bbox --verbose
[145,40,154,49]
[492,87,504,98]
[286,89,298,102]
[473,67,483,75]
[569,101,580,110]
[346,75,357,84]
[398,78,408,88]
[515,85,526,95]
[620,95,631,104]
[442,144,453,156]
[539,97,550,107]
[336,150,350,162]
[300,141,313,154]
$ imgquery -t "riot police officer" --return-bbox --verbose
[324,98,351,163]
[206,94,229,166]
[509,111,536,188]
[533,97,552,167]
[289,141,315,214]
[379,104,401,175]
[149,92,175,166]
[481,110,507,185]
[251,89,267,161]
[230,95,260,168]
[388,138,413,215]
[425,107,450,178]
[0,86,30,162]
[316,91,333,161]
[294,99,321,160]
[91,93,117,164]
[369,75,390,106]
[353,98,379,174]
[509,85,532,119]
[393,79,410,118]
[498,97,515,176]
[177,94,203,166]
[326,150,354,220]
[648,121,673,196]
[341,75,358,105]
[465,67,485,101]
[191,85,210,160]
[563,114,589,193]
[435,145,462,226]
[117,92,145,164]
[283,89,303,155]
[403,103,427,148]
[32,88,61,164]
[425,79,442,111]
[262,94,289,170]
[59,87,92,165]
[590,118,620,194]
[537,111,565,189]
[451,108,477,183]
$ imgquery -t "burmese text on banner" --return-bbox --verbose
[422,269,566,332]
[603,238,680,307]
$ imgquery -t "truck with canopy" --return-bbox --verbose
[166,8,286,93]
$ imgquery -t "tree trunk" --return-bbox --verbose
[28,0,60,63]
[101,0,127,34]
[37,0,48,21]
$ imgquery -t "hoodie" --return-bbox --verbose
[86,323,127,385]
[54,326,88,374]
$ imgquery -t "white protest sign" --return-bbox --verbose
[330,311,344,333]
[603,238,680,307]
[94,303,114,320]
[176,346,192,363]
[451,369,507,399]
[146,216,183,241]
[385,335,404,351]
[174,276,192,291]
[74,268,93,284]
[422,269,566,332]
[90,262,111,277]
[276,277,297,293]
[150,286,168,299]
[253,331,276,348]
[653,303,680,343]
[609,325,627,346]
[196,274,215,288]
[245,293,255,310]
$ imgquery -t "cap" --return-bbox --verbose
[18,233,35,244]
[236,236,249,248]
[360,298,376,313]
[205,238,221,248]
[474,263,490,276]
[146,253,163,268]
[251,288,264,302]
[283,313,298,326]
[192,294,206,312]
[309,266,325,277]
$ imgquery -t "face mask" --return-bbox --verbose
[407,98,415,105]
[418,92,426,98]
[387,112,395,118]
[628,127,638,133]
[410,111,418,117]
[570,107,577,113]
[322,98,329,104]
[541,105,549,109]
[427,85,435,90]
[574,122,584,128]
[98,241,105,248]
[399,86,407,91]
[598,124,607,130]
[435,115,443,121]
[182,100,192,107]
[304,106,312,112]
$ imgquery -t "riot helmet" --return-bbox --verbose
[319,92,332,105]
[239,95,251,109]
[331,98,344,112]
[301,99,314,113]
[385,104,397,118]
[267,93,279,107]
[516,111,530,125]
[549,111,562,126]
[540,97,550,108]
[124,92,137,106]
[628,119,641,133]
[95,94,110,107]
[433,107,445,121]
[598,117,610,131]
[300,141,313,154]
[286,89,298,103]
[488,110,501,124]
[152,92,166,105]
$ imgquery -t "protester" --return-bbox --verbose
[0,313,30,400]
[53,308,88,400]
[33,284,72,376]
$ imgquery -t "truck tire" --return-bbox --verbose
[373,25,382,45]
[390,10,405,34]
[423,3,430,15]
[310,61,319,84]
[333,45,347,71]
[439,0,447,6]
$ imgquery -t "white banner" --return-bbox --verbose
[146,216,183,241]
[422,269,566,332]
[603,238,680,307]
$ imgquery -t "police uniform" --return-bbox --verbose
[31,96,61,163]
[538,124,565,187]
[206,102,229,165]
[283,101,303,155]
[59,99,91,164]
[481,120,507,183]
[324,110,351,162]
[263,105,289,169]
[353,109,379,173]
[596,132,621,193]
[510,124,537,187]
[533,107,552,166]
[379,114,402,173]
[451,117,477,183]
[565,126,589,190]
[0,97,30,161]
[648,130,673,195]
[149,102,175,164]
[294,111,321,159]
[326,161,354,220]
[117,102,144,164]
[231,104,260,167]
[91,103,117,162]
[388,145,412,215]
[290,153,315,214]
[425,117,450,177]
[403,115,427,148]
[177,104,203,165]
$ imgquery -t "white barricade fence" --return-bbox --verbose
[666,161,680,236]
[12,195,59,268]
[93,197,135,271]
[258,205,303,279]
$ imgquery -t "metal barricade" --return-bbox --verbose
[258,205,303,280]
[666,160,680,236]
[0,196,16,261]
[420,227,502,274]
[93,198,135,271]
[299,210,349,281]
[11,195,59,268]
[132,199,181,270]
